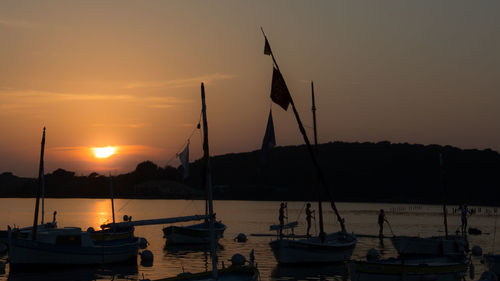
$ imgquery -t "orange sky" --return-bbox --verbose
[1,1,499,177]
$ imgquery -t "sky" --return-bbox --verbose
[1,0,499,177]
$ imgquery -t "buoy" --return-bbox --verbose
[230,254,246,266]
[472,245,483,256]
[235,233,247,243]
[139,237,149,249]
[140,250,154,266]
[366,248,380,261]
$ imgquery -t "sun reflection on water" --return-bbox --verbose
[93,199,113,229]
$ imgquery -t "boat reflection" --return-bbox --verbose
[271,263,348,281]
[163,243,224,255]
[7,262,138,281]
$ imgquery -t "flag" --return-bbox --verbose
[178,142,190,179]
[270,67,292,111]
[260,110,276,167]
[264,37,272,55]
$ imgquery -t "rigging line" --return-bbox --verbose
[296,202,307,222]
[165,110,203,166]
[117,199,132,213]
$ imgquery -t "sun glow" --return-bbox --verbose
[93,146,116,158]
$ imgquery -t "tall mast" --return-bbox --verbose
[201,83,218,279]
[311,81,325,241]
[440,153,449,239]
[261,29,346,232]
[32,127,46,240]
[110,175,116,225]
[41,162,45,225]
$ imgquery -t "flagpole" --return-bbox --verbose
[261,29,346,233]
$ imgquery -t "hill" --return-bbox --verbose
[1,141,499,205]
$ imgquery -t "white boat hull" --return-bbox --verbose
[9,234,139,265]
[391,235,468,257]
[270,232,357,264]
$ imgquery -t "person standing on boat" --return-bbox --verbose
[279,202,287,237]
[378,209,388,238]
[461,204,471,236]
[305,203,315,237]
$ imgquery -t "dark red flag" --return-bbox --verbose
[264,37,272,56]
[270,67,292,111]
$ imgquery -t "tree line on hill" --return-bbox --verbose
[1,141,499,205]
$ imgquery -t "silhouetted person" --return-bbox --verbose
[52,211,57,224]
[461,205,471,236]
[305,203,315,237]
[378,209,387,238]
[279,202,287,237]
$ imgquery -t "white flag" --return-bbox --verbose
[178,142,189,179]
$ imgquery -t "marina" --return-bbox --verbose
[0,199,498,280]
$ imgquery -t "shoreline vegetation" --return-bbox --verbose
[1,141,499,206]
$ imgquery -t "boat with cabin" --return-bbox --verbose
[7,128,140,267]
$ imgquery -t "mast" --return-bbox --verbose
[32,127,46,240]
[109,175,116,225]
[311,81,325,241]
[262,29,346,232]
[201,83,218,279]
[41,163,45,225]
[440,153,449,239]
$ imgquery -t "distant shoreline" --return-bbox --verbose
[0,195,496,208]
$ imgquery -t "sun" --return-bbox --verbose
[93,146,116,159]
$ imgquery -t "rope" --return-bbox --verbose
[165,111,202,167]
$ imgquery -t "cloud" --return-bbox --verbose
[91,122,151,128]
[0,89,193,114]
[123,73,236,90]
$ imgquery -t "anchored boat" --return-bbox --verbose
[260,31,357,264]
[350,256,469,281]
[8,128,140,267]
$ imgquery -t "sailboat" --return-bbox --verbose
[145,83,258,281]
[268,81,357,264]
[349,154,471,281]
[8,128,140,266]
[162,119,226,246]
[390,154,469,258]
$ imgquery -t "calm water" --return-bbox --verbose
[0,199,498,281]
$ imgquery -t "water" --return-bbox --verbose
[0,199,498,280]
